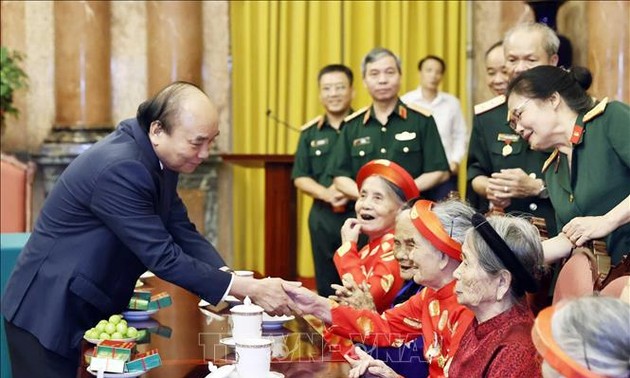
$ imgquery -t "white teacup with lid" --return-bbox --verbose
[230,296,263,343]
[235,337,273,378]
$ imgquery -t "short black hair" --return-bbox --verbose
[318,64,354,86]
[508,66,594,114]
[485,41,503,59]
[418,55,446,73]
[136,81,205,134]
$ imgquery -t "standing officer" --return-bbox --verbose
[466,23,560,235]
[327,47,449,200]
[292,64,355,297]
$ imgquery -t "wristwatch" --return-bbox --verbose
[538,181,549,199]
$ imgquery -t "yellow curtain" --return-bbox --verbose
[230,0,468,277]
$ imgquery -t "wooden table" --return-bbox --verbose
[80,277,349,378]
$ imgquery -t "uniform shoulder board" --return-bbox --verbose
[474,95,506,115]
[344,106,369,123]
[406,102,432,117]
[583,97,608,123]
[300,115,323,131]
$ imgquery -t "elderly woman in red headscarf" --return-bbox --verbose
[333,159,420,313]
[285,198,476,378]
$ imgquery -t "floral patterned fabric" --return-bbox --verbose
[447,302,542,378]
[328,281,474,377]
[333,231,403,313]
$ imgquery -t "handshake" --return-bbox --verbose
[228,273,370,324]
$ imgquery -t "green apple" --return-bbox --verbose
[87,330,99,339]
[126,327,138,338]
[116,323,128,335]
[120,319,127,326]
[104,323,117,335]
[99,332,111,340]
[85,328,94,336]
[108,314,122,325]
[111,332,123,339]
[95,322,107,333]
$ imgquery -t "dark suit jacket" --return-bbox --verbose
[1,118,232,358]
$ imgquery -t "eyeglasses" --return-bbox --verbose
[508,98,532,131]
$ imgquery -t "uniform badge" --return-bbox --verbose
[353,136,371,146]
[395,131,416,141]
[310,138,329,147]
[497,133,518,157]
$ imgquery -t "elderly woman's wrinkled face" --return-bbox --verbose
[453,233,500,309]
[355,176,402,239]
[393,211,418,281]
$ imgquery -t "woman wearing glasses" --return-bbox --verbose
[506,65,630,265]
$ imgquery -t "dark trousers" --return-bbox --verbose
[4,319,80,378]
[425,174,458,202]
[308,201,352,297]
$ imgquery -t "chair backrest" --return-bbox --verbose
[552,250,597,305]
[0,153,36,232]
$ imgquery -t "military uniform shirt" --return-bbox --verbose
[327,99,449,180]
[467,96,557,234]
[292,115,343,186]
[542,99,630,263]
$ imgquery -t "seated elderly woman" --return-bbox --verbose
[333,159,419,313]
[532,296,630,378]
[286,199,476,377]
[448,214,545,377]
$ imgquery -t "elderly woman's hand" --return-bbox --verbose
[341,218,362,244]
[346,347,400,378]
[282,282,332,323]
[329,275,376,311]
[562,215,614,246]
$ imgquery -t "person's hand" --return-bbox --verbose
[249,277,302,316]
[486,186,512,209]
[282,282,332,323]
[329,275,376,311]
[449,162,459,176]
[346,347,400,378]
[341,218,362,244]
[329,187,349,208]
[563,215,614,247]
[488,168,541,199]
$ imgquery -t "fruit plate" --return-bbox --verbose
[262,314,295,330]
[84,336,139,345]
[122,309,158,321]
[86,368,146,377]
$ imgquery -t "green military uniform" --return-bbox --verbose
[542,99,630,263]
[467,95,557,235]
[327,99,449,190]
[292,114,354,297]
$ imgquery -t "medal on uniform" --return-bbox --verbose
[502,141,513,156]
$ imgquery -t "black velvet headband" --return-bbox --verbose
[471,213,539,294]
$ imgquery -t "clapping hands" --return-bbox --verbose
[329,275,376,311]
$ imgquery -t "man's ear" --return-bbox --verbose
[550,54,559,67]
[149,121,163,146]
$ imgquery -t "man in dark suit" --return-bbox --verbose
[1,82,300,377]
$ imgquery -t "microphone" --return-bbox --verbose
[266,109,301,132]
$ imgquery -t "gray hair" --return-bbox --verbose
[432,199,475,246]
[467,215,544,299]
[552,296,630,377]
[361,47,402,77]
[504,22,560,59]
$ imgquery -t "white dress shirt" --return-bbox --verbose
[401,87,468,165]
